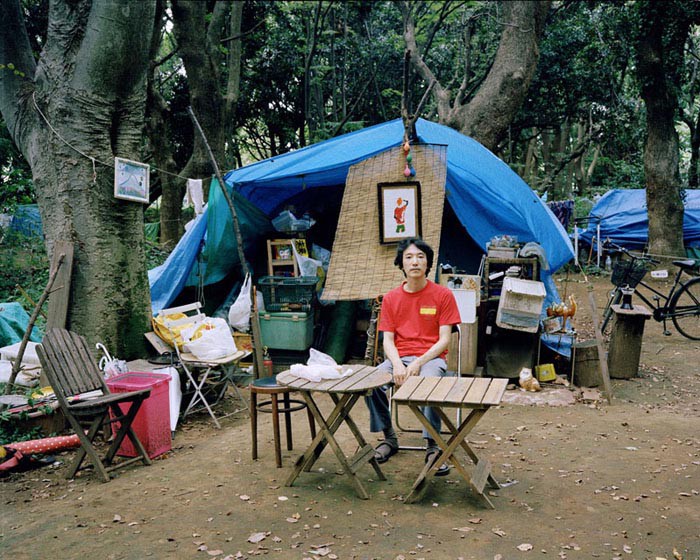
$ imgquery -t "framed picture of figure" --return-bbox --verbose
[377,181,421,244]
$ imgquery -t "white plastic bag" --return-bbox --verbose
[186,318,238,360]
[292,242,323,278]
[228,273,252,332]
[289,348,353,382]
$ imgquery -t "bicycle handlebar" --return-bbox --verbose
[602,238,661,265]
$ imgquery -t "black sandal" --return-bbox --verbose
[425,449,450,477]
[374,440,398,463]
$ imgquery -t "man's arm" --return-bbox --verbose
[401,324,453,382]
[383,331,407,382]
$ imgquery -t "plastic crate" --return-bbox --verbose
[106,372,171,459]
[258,276,317,312]
[611,259,648,288]
[259,311,314,350]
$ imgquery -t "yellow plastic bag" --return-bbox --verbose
[152,312,192,349]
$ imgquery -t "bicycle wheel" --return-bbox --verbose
[670,277,700,340]
[601,287,622,334]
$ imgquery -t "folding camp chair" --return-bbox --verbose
[37,328,152,482]
[159,303,250,429]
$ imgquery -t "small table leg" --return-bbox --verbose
[403,404,496,508]
[284,392,381,499]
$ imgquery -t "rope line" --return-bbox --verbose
[31,92,191,182]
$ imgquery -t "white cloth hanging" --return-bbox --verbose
[186,178,204,215]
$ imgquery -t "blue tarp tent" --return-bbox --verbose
[148,179,273,313]
[578,189,700,250]
[149,118,574,313]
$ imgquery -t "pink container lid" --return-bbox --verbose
[106,371,170,390]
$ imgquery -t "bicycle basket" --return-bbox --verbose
[611,259,648,288]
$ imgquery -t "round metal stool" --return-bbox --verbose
[250,376,316,467]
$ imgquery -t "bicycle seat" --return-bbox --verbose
[672,259,698,270]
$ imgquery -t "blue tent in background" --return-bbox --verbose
[578,189,700,250]
[149,118,574,313]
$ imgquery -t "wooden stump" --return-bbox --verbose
[608,304,652,379]
[573,340,601,387]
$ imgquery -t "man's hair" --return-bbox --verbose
[394,237,434,277]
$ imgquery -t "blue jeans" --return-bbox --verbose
[364,356,448,439]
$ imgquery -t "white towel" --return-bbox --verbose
[186,178,204,215]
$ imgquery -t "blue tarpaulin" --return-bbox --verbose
[578,189,700,250]
[0,302,42,346]
[150,118,574,313]
[148,179,273,313]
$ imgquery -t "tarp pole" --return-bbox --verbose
[574,224,579,267]
[187,107,249,278]
[596,222,601,268]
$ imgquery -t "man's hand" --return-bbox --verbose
[392,360,408,386]
[394,360,421,386]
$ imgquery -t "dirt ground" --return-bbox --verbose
[1,273,699,560]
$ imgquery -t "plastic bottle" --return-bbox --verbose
[605,255,612,272]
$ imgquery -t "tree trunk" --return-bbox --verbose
[404,1,550,152]
[171,0,227,192]
[637,3,687,259]
[0,0,156,357]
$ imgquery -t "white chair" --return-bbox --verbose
[159,302,250,429]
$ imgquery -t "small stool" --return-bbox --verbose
[250,376,316,467]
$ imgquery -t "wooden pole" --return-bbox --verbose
[3,254,64,396]
[186,106,249,278]
[186,107,264,376]
[587,285,613,404]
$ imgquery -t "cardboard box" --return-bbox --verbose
[439,273,481,304]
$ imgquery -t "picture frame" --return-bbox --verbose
[114,157,150,204]
[377,181,422,244]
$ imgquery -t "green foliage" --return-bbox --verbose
[0,385,55,444]
[1,117,34,213]
[0,230,48,324]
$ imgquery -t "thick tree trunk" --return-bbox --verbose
[0,0,156,357]
[404,1,550,152]
[637,3,687,259]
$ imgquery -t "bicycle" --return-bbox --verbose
[600,240,700,339]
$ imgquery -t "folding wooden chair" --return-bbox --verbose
[37,328,152,482]
[159,303,250,429]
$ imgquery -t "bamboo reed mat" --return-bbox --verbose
[322,144,447,301]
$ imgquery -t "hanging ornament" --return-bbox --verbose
[406,153,413,164]
[403,164,411,177]
[403,141,411,154]
[409,166,416,177]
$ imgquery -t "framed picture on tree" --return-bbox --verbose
[114,157,150,204]
[377,181,421,244]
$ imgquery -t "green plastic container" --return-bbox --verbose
[259,311,314,350]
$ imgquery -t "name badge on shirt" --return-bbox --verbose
[419,307,437,315]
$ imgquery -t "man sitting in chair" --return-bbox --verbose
[366,237,461,476]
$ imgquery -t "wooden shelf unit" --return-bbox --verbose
[267,239,299,277]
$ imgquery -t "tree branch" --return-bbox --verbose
[0,0,38,149]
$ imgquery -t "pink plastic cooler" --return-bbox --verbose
[106,372,171,459]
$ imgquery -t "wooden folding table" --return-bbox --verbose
[392,376,508,507]
[277,365,391,499]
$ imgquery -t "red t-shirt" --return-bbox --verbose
[378,280,461,359]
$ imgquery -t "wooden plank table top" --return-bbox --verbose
[392,376,507,408]
[277,364,391,394]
